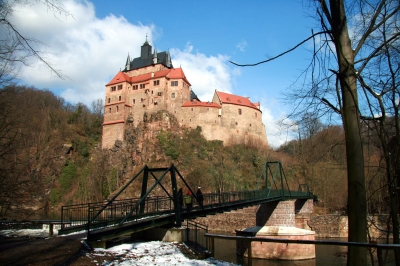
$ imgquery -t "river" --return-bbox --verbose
[209,235,396,266]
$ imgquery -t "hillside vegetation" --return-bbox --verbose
[0,86,391,220]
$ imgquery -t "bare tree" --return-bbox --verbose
[231,0,399,264]
[0,0,71,86]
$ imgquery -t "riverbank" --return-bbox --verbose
[0,229,237,265]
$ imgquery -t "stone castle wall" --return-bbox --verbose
[102,65,268,149]
[102,122,125,149]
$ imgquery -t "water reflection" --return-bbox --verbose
[211,235,395,266]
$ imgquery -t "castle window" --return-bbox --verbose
[116,106,119,113]
[133,99,136,104]
[250,124,252,127]
[191,108,193,111]
[140,84,145,89]
[108,98,110,103]
[119,96,122,101]
[111,86,116,92]
[118,84,122,90]
[109,108,111,113]
[141,98,144,103]
[171,81,178,86]
[255,112,257,118]
[238,108,242,115]
[236,122,238,125]
[153,80,160,86]
[133,85,138,90]
[171,92,175,98]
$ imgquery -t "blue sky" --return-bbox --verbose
[9,0,320,148]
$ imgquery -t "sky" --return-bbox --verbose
[8,0,320,148]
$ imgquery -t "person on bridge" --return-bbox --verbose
[178,188,183,209]
[196,187,204,207]
[184,191,192,212]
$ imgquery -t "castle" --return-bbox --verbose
[102,39,268,149]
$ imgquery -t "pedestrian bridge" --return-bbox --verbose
[58,162,317,241]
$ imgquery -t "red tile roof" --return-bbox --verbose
[215,91,260,111]
[106,71,130,86]
[182,100,220,108]
[106,68,191,86]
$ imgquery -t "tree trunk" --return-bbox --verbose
[329,0,367,264]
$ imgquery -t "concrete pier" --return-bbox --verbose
[236,226,316,260]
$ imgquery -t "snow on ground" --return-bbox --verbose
[0,228,52,238]
[0,229,237,265]
[92,241,236,266]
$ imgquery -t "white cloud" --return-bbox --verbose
[259,98,297,149]
[7,0,291,149]
[9,0,153,106]
[170,43,236,102]
[236,40,247,52]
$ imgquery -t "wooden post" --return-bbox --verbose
[377,247,383,266]
[247,240,252,266]
[49,224,54,237]
[211,237,215,257]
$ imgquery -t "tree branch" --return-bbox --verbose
[229,31,331,67]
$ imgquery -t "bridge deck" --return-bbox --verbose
[59,190,315,241]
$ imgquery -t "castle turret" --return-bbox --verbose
[166,51,171,67]
[125,53,131,71]
[141,38,152,59]
[153,47,158,64]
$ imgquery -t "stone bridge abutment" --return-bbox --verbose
[195,199,314,232]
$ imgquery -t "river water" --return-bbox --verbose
[209,236,396,266]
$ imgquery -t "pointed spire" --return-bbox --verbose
[153,47,158,64]
[166,50,171,67]
[125,53,131,71]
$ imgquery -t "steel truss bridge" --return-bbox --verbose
[58,161,317,241]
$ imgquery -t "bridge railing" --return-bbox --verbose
[60,188,314,233]
[61,196,174,231]
[198,189,289,207]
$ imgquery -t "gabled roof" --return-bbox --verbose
[106,71,130,86]
[106,68,191,86]
[182,100,220,108]
[168,68,191,85]
[215,91,261,111]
